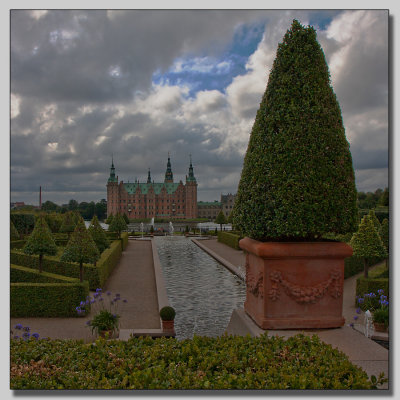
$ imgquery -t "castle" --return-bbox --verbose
[107,155,197,219]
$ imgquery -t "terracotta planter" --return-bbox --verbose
[373,322,388,332]
[162,320,174,332]
[239,238,353,330]
[99,330,115,339]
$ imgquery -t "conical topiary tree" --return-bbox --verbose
[232,20,358,241]
[215,210,227,231]
[108,213,127,239]
[23,214,57,273]
[88,215,109,254]
[10,220,20,241]
[61,219,99,282]
[59,211,79,237]
[105,214,114,225]
[368,209,381,233]
[350,214,387,278]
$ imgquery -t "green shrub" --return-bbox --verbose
[159,306,176,321]
[11,239,123,290]
[11,220,20,240]
[11,264,80,283]
[10,212,36,235]
[343,256,384,279]
[10,240,26,250]
[217,231,242,250]
[232,20,357,241]
[359,209,389,224]
[356,277,389,306]
[11,281,89,317]
[10,334,385,389]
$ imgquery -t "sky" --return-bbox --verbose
[10,9,389,205]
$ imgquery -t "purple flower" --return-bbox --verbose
[349,323,354,328]
[116,293,121,297]
[14,324,23,330]
[356,308,361,314]
[23,326,30,332]
[13,336,19,339]
[86,320,92,326]
[96,288,102,293]
[123,299,127,303]
[353,316,358,320]
[22,332,30,339]
[32,333,40,339]
[378,289,384,295]
[106,291,111,296]
[357,298,364,304]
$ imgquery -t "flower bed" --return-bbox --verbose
[10,334,386,389]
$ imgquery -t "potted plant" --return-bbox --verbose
[77,288,128,339]
[231,20,358,329]
[160,306,176,332]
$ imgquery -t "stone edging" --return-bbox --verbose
[191,238,245,281]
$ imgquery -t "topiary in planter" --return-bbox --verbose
[159,306,176,321]
[232,20,358,242]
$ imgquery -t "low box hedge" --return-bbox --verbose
[344,256,384,279]
[356,277,389,305]
[11,281,89,318]
[217,231,242,250]
[10,238,124,290]
[10,334,385,389]
[10,240,26,250]
[11,264,80,283]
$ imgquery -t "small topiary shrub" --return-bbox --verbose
[159,306,176,321]
[217,231,242,250]
[232,20,358,241]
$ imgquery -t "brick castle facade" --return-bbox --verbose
[107,156,197,219]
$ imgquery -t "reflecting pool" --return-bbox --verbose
[155,236,246,340]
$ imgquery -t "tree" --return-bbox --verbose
[95,199,107,220]
[41,200,59,212]
[368,209,381,233]
[68,199,79,211]
[215,210,227,231]
[44,213,63,233]
[59,211,79,236]
[108,213,127,239]
[88,215,109,254]
[232,20,357,241]
[350,214,387,278]
[10,220,20,241]
[105,214,114,225]
[61,219,99,282]
[123,213,130,224]
[379,188,389,207]
[23,214,57,273]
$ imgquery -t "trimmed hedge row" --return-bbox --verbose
[217,231,242,250]
[356,277,389,303]
[10,240,26,250]
[10,334,385,389]
[11,281,89,318]
[344,256,384,279]
[10,238,124,290]
[11,264,80,284]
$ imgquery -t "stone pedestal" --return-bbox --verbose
[239,238,353,329]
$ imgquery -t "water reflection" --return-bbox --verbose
[155,236,246,340]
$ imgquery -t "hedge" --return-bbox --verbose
[10,240,26,250]
[359,209,389,223]
[10,238,124,290]
[11,281,89,317]
[11,264,80,284]
[217,231,242,250]
[344,256,384,279]
[356,277,389,305]
[10,334,386,389]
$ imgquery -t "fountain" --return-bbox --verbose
[151,217,154,228]
[169,221,174,236]
[140,222,144,239]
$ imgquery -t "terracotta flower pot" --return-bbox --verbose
[239,238,353,330]
[162,320,174,332]
[373,322,388,332]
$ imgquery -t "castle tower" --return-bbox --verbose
[107,156,119,217]
[164,153,174,183]
[185,154,198,218]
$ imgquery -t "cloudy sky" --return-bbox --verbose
[10,9,389,205]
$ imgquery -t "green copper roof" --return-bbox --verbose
[123,182,180,195]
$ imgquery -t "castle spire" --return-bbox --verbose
[147,168,152,183]
[187,154,196,183]
[108,156,117,183]
[164,153,174,183]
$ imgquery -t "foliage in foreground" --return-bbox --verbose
[10,334,386,390]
